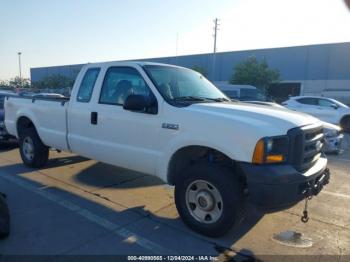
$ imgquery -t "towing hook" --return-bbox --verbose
[301,211,309,223]
[301,196,312,223]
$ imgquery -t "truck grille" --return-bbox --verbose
[288,124,324,172]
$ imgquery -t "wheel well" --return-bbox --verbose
[340,114,350,124]
[167,146,242,185]
[17,116,35,137]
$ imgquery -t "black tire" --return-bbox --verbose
[0,141,7,151]
[0,193,10,238]
[175,163,245,237]
[19,128,49,168]
[340,116,350,133]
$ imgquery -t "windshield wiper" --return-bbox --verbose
[173,96,231,103]
[195,97,230,102]
[173,96,207,102]
[206,97,230,102]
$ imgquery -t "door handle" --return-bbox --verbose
[91,112,98,125]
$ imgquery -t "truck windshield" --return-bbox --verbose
[143,65,229,105]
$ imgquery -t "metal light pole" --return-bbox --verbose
[18,52,22,79]
[175,33,179,63]
[212,18,220,81]
[213,18,219,54]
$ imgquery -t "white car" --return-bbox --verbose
[322,122,344,154]
[282,96,350,132]
[4,62,330,237]
[245,100,345,154]
[214,83,259,100]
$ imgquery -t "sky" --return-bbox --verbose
[1,0,350,80]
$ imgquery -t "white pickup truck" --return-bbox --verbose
[5,61,330,237]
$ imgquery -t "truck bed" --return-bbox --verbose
[4,95,70,151]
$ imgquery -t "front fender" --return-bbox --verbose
[155,134,252,183]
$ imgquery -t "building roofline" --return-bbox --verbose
[30,41,350,70]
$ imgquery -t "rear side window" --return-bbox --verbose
[296,98,318,105]
[77,68,100,102]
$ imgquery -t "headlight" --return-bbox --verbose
[252,136,289,164]
[324,128,339,138]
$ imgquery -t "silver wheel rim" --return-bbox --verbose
[23,137,34,161]
[185,179,223,224]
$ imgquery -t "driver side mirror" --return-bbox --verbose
[123,94,157,114]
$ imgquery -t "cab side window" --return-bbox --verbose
[99,67,151,105]
[77,68,100,102]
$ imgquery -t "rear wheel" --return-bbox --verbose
[19,128,49,168]
[340,116,350,133]
[175,163,245,237]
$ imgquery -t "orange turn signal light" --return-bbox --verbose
[252,139,265,164]
[266,154,284,163]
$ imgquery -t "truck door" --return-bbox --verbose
[67,67,102,157]
[88,66,160,175]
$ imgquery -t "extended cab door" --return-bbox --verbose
[72,65,161,175]
[68,67,103,157]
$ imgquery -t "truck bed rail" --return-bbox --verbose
[6,95,70,106]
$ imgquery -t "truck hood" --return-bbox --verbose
[188,102,321,132]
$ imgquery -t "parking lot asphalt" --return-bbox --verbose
[0,135,349,260]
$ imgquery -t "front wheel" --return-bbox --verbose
[175,163,245,237]
[19,128,49,168]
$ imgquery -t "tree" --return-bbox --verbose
[9,77,31,88]
[191,66,208,77]
[0,80,9,88]
[230,56,280,94]
[33,74,75,89]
